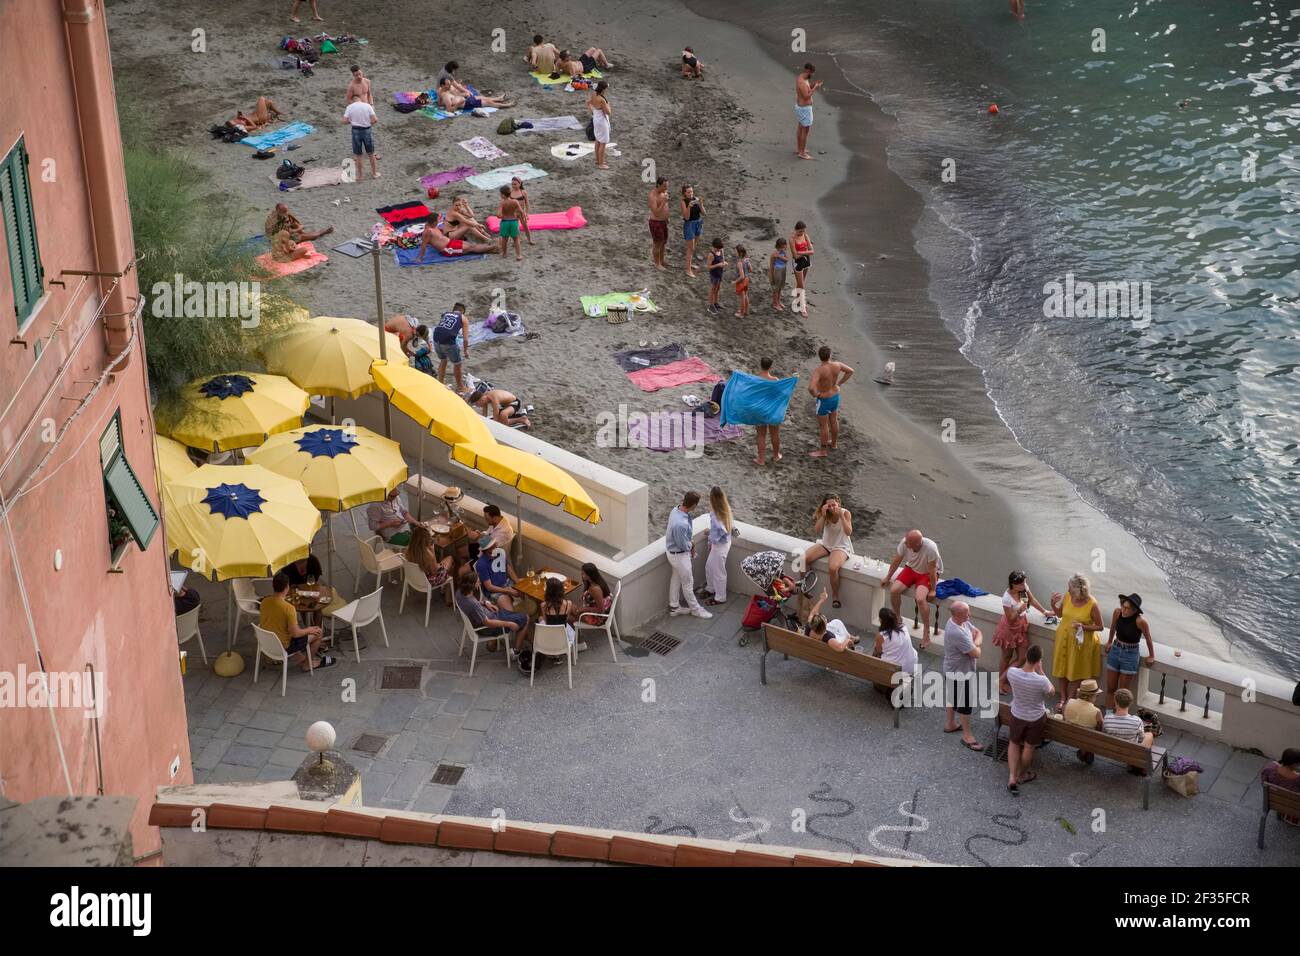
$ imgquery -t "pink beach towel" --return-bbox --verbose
[256,242,327,276]
[486,206,587,233]
[626,357,720,393]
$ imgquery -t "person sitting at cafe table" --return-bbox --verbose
[482,503,514,553]
[368,486,415,547]
[283,551,326,626]
[260,571,336,671]
[406,525,456,589]
[455,567,533,656]
[172,584,201,616]
[475,544,523,613]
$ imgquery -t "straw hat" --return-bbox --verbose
[1078,679,1100,698]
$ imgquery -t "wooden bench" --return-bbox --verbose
[988,702,1168,809]
[1258,783,1300,849]
[761,623,904,727]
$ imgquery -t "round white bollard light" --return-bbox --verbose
[306,721,336,754]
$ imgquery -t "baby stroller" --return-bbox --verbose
[737,550,817,646]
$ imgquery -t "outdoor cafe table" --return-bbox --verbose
[512,570,589,651]
[289,582,359,650]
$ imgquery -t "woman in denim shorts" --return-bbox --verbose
[1102,593,1155,710]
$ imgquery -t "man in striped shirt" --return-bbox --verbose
[1102,688,1154,748]
[1005,644,1055,794]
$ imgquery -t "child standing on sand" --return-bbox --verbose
[706,238,727,314]
[734,244,752,318]
[769,238,788,312]
[496,185,524,261]
[509,176,534,245]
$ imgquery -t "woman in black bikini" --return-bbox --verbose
[510,176,534,245]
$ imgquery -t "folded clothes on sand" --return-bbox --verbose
[376,201,431,225]
[241,121,314,150]
[720,370,798,427]
[256,242,327,276]
[465,164,548,191]
[514,115,584,133]
[459,136,508,160]
[627,357,719,393]
[580,292,659,317]
[611,343,687,372]
[486,207,587,233]
[419,166,476,189]
[393,244,485,267]
[627,413,743,452]
[467,315,527,347]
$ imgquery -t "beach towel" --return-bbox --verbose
[458,136,508,160]
[465,164,548,191]
[241,121,314,150]
[627,357,719,393]
[332,238,376,258]
[611,343,687,372]
[256,243,326,276]
[719,370,798,427]
[419,166,476,190]
[467,315,528,347]
[377,201,431,225]
[550,141,607,161]
[486,207,587,233]
[934,579,988,601]
[514,116,584,133]
[626,413,743,452]
[393,244,485,267]
[531,70,602,86]
[273,166,347,190]
[579,292,659,317]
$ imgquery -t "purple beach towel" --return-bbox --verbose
[625,412,742,452]
[419,166,477,190]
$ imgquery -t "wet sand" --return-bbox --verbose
[105,0,1235,664]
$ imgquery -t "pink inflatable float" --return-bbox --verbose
[486,206,587,233]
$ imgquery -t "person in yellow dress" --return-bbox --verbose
[1049,573,1104,710]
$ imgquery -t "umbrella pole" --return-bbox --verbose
[331,396,337,426]
[326,511,335,601]
[515,490,524,566]
[372,245,392,439]
[417,431,424,521]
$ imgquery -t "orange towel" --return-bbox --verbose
[256,242,327,276]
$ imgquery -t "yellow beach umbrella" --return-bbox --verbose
[245,424,408,511]
[163,463,322,581]
[369,360,493,447]
[452,440,601,524]
[154,434,198,485]
[263,316,403,400]
[160,372,310,453]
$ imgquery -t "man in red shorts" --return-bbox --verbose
[416,220,498,261]
[648,176,670,270]
[880,528,942,648]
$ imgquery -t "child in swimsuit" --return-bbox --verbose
[769,238,788,311]
[790,222,813,316]
[509,176,533,245]
[706,238,726,314]
[733,244,752,318]
[496,185,524,261]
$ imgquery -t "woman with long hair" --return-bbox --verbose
[1102,593,1155,710]
[577,562,613,625]
[587,81,611,170]
[405,524,454,589]
[703,486,735,606]
[993,570,1048,694]
[874,606,918,676]
[540,576,578,650]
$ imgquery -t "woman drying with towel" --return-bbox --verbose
[587,81,611,170]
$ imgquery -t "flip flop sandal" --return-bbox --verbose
[315,655,337,669]
[962,740,984,752]
[1007,784,1020,795]
[1018,770,1038,784]
[943,726,963,733]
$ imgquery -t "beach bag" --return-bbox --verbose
[1163,769,1200,797]
[394,102,421,114]
[497,117,517,135]
[741,595,780,632]
[276,159,305,180]
[489,314,510,334]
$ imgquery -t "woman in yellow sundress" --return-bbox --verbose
[1049,573,1105,711]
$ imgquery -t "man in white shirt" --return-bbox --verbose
[483,504,514,554]
[342,93,379,181]
[1005,644,1055,794]
[880,528,942,648]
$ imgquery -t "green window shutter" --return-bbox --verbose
[2,138,44,329]
[104,453,160,550]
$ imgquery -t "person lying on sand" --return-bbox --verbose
[436,78,515,112]
[468,384,531,430]
[235,96,285,132]
[416,221,498,261]
[269,229,313,263]
[265,203,333,243]
[527,35,560,74]
[681,47,704,79]
[557,47,614,76]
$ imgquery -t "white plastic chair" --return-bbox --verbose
[454,599,514,676]
[529,623,574,689]
[355,535,403,592]
[229,578,264,650]
[399,560,443,627]
[252,623,311,697]
[176,606,207,666]
[329,586,389,664]
[574,580,622,662]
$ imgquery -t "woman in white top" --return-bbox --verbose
[802,493,853,609]
[587,81,611,170]
[873,607,918,675]
[703,486,734,606]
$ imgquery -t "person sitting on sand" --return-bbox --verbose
[496,185,525,261]
[468,384,531,430]
[265,203,333,243]
[802,588,860,652]
[235,96,285,132]
[269,229,313,263]
[437,77,514,112]
[527,35,560,74]
[803,494,853,609]
[681,47,704,78]
[436,61,471,96]
[557,47,613,76]
[416,221,497,261]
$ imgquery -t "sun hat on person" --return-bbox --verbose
[1118,593,1143,612]
[1078,679,1100,698]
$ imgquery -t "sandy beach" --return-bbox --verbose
[105,0,1238,666]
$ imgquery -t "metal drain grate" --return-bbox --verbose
[431,764,465,786]
[381,665,424,689]
[637,631,682,656]
[351,733,388,755]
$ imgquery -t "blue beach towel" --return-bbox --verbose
[241,121,315,150]
[934,579,988,600]
[720,370,798,427]
[393,245,485,267]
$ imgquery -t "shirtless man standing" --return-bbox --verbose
[437,78,514,112]
[527,35,560,74]
[346,65,373,105]
[794,63,823,160]
[648,177,670,271]
[808,345,853,458]
[755,357,784,465]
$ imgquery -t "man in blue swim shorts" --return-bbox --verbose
[808,344,854,458]
[794,63,823,160]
